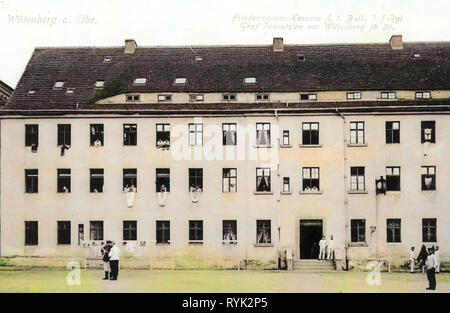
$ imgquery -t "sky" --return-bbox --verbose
[1,0,449,88]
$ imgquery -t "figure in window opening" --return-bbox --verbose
[157,184,168,207]
[224,229,236,241]
[60,143,70,156]
[62,186,69,193]
[94,139,102,147]
[257,228,270,244]
[190,185,202,203]
[157,139,170,150]
[124,184,137,208]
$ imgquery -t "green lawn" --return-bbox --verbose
[0,269,449,293]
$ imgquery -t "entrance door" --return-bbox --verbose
[299,220,323,259]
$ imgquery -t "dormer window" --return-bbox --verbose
[256,93,270,101]
[297,54,306,62]
[413,53,421,58]
[346,92,361,100]
[195,55,203,62]
[133,78,147,86]
[300,93,317,101]
[174,77,187,85]
[53,81,65,89]
[66,88,75,95]
[222,93,236,101]
[95,81,105,89]
[189,94,204,102]
[27,90,36,95]
[416,91,431,99]
[381,91,396,99]
[103,56,112,63]
[244,77,256,85]
[126,94,140,102]
[158,94,172,102]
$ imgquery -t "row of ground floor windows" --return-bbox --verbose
[23,218,437,246]
[23,165,437,193]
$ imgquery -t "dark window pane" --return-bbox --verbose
[25,221,38,245]
[57,124,71,146]
[57,221,71,245]
[57,169,71,193]
[123,221,137,241]
[90,124,104,146]
[156,221,170,244]
[25,124,39,147]
[123,124,137,145]
[90,169,104,193]
[90,221,103,241]
[156,168,170,192]
[25,169,38,193]
[256,220,271,244]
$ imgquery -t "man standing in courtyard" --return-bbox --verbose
[327,235,335,260]
[318,236,327,260]
[425,248,437,290]
[101,240,112,280]
[108,241,121,281]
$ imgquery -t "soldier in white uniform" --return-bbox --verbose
[318,236,327,260]
[327,235,335,260]
[409,247,416,273]
[435,246,440,273]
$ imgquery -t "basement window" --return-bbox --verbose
[189,94,204,102]
[174,77,187,85]
[244,77,256,85]
[133,78,147,86]
[94,81,105,89]
[158,94,172,102]
[57,169,71,193]
[222,93,237,101]
[53,81,65,89]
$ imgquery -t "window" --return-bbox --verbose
[350,122,365,144]
[133,78,147,86]
[256,220,271,244]
[386,219,401,243]
[194,55,203,62]
[223,220,237,241]
[90,124,104,146]
[123,221,137,241]
[422,219,437,242]
[25,124,38,148]
[421,121,435,143]
[90,169,104,193]
[78,224,84,245]
[57,124,71,146]
[156,168,170,192]
[123,169,137,190]
[381,91,396,99]
[421,166,436,190]
[66,88,75,95]
[351,219,366,243]
[302,167,320,191]
[282,130,290,145]
[53,81,65,89]
[256,93,269,101]
[416,91,431,99]
[243,77,256,84]
[222,123,237,145]
[57,169,71,193]
[25,169,38,193]
[156,221,170,244]
[300,93,317,100]
[57,221,71,245]
[222,93,236,101]
[94,81,104,88]
[222,168,237,192]
[126,94,140,102]
[156,124,170,149]
[189,220,203,241]
[302,122,319,145]
[90,221,104,241]
[158,94,172,102]
[123,124,137,145]
[189,94,204,102]
[283,177,290,193]
[189,123,203,146]
[297,54,305,62]
[25,221,38,245]
[350,167,365,191]
[386,167,400,191]
[256,168,271,192]
[174,77,187,85]
[256,123,270,145]
[346,92,362,100]
[189,168,203,191]
[386,121,400,144]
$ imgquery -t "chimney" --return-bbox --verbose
[124,39,137,54]
[389,35,403,50]
[273,37,284,52]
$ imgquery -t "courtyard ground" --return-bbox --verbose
[0,268,449,293]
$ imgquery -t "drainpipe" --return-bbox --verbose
[275,109,281,269]
[336,107,349,271]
